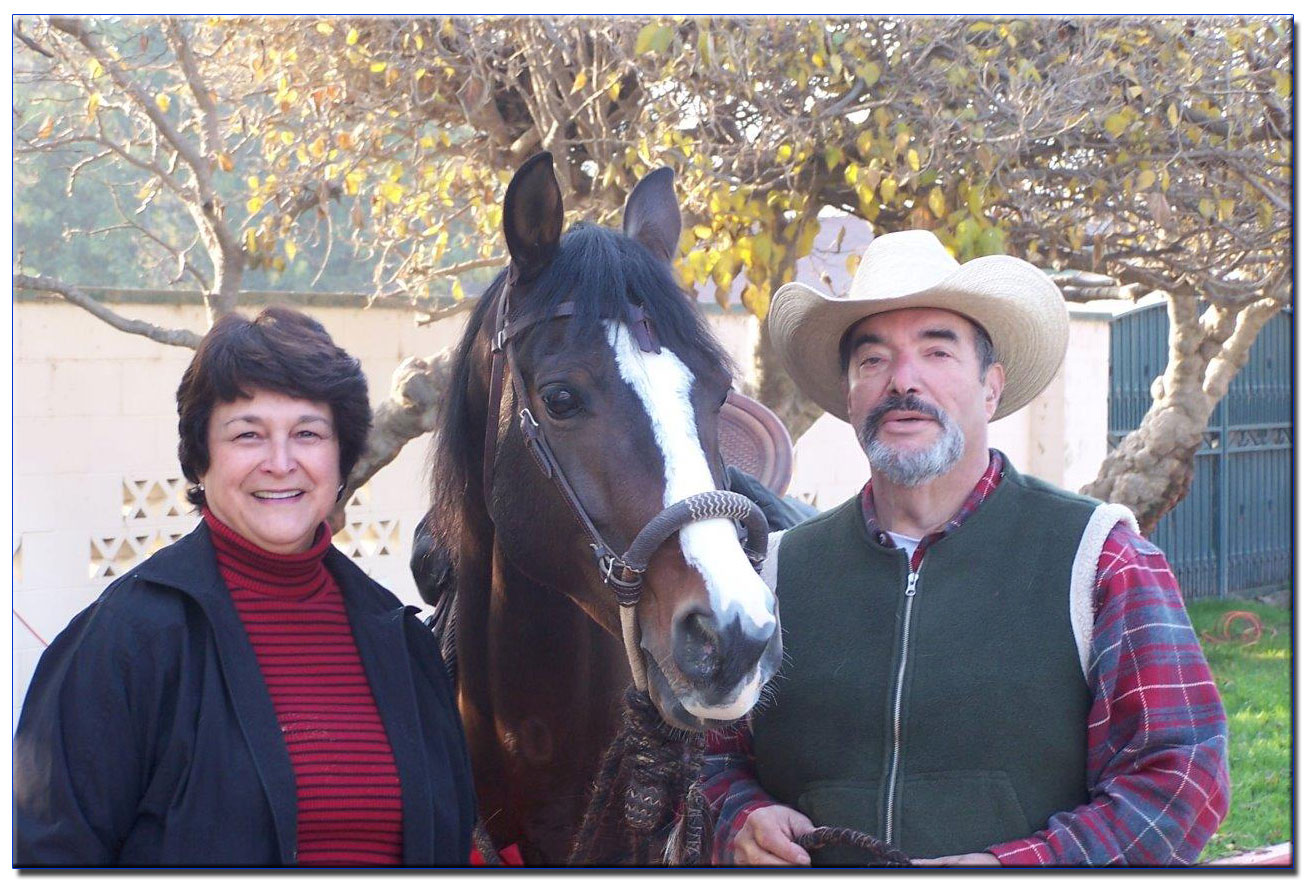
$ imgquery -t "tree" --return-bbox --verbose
[252,15,1295,532]
[12,15,471,500]
[14,16,1291,533]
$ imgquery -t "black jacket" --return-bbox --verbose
[14,522,476,867]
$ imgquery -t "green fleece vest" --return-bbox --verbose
[752,463,1097,864]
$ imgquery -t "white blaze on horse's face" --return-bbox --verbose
[606,321,778,714]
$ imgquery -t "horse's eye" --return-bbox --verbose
[540,386,582,419]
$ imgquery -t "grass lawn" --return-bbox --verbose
[1186,598,1292,862]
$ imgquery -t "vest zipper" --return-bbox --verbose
[884,566,918,846]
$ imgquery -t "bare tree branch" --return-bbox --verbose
[14,273,202,348]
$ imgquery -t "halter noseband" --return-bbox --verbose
[481,275,769,691]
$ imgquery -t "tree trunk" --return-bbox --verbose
[1079,395,1206,537]
[1080,292,1283,536]
[753,322,825,443]
[342,349,456,501]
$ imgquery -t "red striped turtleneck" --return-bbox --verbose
[204,508,404,866]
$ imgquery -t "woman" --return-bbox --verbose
[14,307,476,866]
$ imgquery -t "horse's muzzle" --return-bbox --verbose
[648,608,782,731]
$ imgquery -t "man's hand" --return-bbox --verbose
[913,852,1001,866]
[732,804,815,866]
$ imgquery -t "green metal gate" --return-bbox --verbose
[1108,303,1293,598]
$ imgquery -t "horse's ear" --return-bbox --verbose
[623,166,681,265]
[503,151,563,279]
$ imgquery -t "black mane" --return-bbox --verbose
[429,223,731,559]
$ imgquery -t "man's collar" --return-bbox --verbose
[861,449,1006,547]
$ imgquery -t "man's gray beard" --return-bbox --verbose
[858,395,966,487]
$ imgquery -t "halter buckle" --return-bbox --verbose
[593,546,644,604]
[492,328,508,353]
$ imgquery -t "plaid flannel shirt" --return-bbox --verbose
[702,451,1230,866]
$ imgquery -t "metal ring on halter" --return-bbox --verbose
[595,549,645,606]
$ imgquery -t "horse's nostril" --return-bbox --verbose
[672,611,723,685]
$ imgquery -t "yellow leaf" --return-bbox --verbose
[740,284,770,319]
[247,175,260,190]
[1104,113,1129,137]
[1136,169,1156,190]
[379,181,404,204]
[927,187,946,218]
[860,61,881,87]
[693,224,712,240]
[315,21,333,35]
[570,70,588,94]
[893,131,910,155]
[415,68,427,81]
[906,149,920,172]
[370,61,387,73]
[855,130,874,158]
[1166,103,1180,127]
[776,144,793,163]
[36,116,53,139]
[451,279,465,301]
[346,28,359,45]
[1273,69,1290,99]
[246,196,264,214]
[845,253,862,277]
[285,240,298,261]
[1198,198,1215,219]
[635,22,673,54]
[419,135,435,149]
[88,59,103,79]
[844,163,859,186]
[1218,199,1235,221]
[155,93,171,113]
[345,169,365,196]
[86,92,101,121]
[244,229,258,253]
[218,153,235,173]
[880,177,898,202]
[977,227,1005,256]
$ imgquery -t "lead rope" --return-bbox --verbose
[619,606,648,692]
[793,827,913,866]
[472,820,504,866]
[565,686,711,866]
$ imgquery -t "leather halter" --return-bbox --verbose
[480,272,769,691]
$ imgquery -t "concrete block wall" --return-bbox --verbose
[11,298,468,723]
[11,296,763,724]
[12,292,1111,724]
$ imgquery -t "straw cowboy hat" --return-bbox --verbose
[767,229,1068,423]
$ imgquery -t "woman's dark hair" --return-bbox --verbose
[176,306,371,506]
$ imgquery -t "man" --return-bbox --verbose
[703,230,1229,866]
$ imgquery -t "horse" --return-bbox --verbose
[427,152,783,864]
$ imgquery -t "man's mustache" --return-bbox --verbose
[862,393,949,440]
